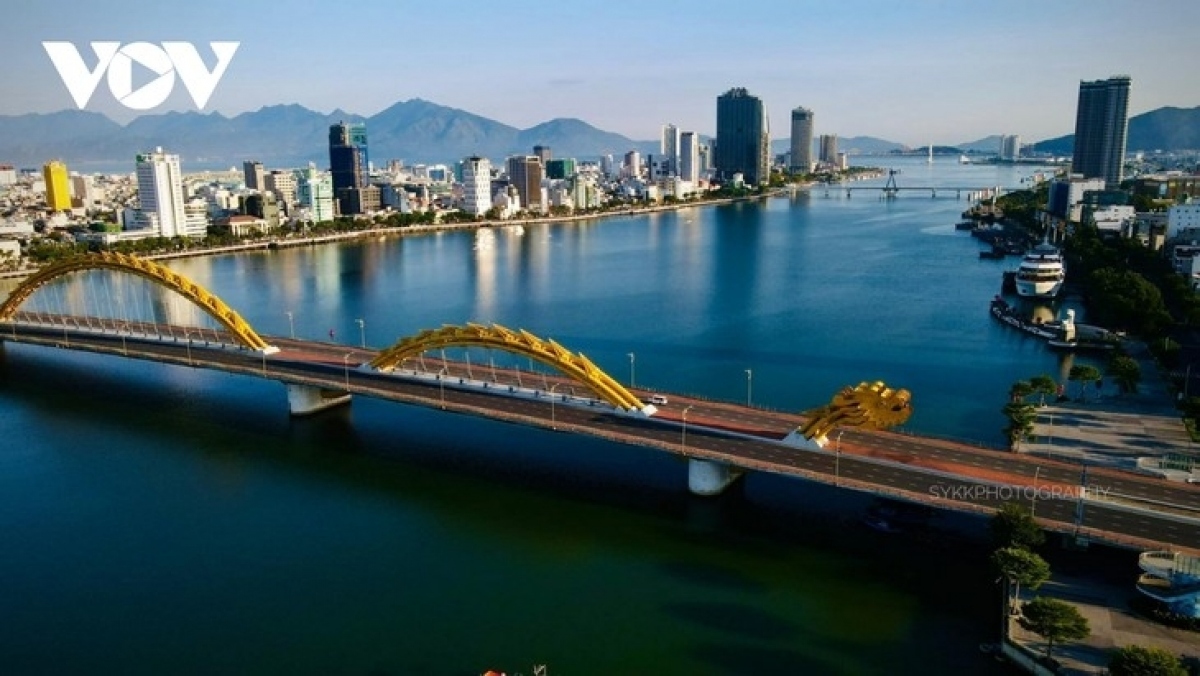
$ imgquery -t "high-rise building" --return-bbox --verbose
[43,160,71,211]
[819,134,839,165]
[264,170,296,206]
[623,150,641,179]
[135,148,193,238]
[329,121,370,214]
[661,123,680,177]
[462,156,492,216]
[679,131,699,183]
[296,164,334,223]
[714,88,769,185]
[545,158,577,180]
[1071,75,1131,189]
[999,135,1021,161]
[533,145,552,164]
[789,107,814,174]
[506,156,544,213]
[243,160,265,191]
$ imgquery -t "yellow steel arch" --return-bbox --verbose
[0,252,271,352]
[370,323,646,411]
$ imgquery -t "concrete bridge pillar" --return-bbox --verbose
[286,383,351,416]
[687,458,743,496]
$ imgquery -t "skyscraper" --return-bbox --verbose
[135,147,190,238]
[42,160,71,211]
[243,160,265,191]
[506,156,544,213]
[296,164,334,222]
[1071,75,1131,189]
[789,107,814,174]
[661,123,680,177]
[714,88,769,185]
[462,156,492,216]
[533,145,552,164]
[999,135,1021,161]
[819,134,839,165]
[329,121,369,214]
[679,131,699,183]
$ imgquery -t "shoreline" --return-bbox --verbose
[0,186,799,280]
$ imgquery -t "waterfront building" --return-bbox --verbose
[680,131,699,184]
[999,135,1021,161]
[715,87,769,186]
[1071,75,1131,189]
[329,121,370,214]
[661,123,680,177]
[819,134,838,165]
[697,143,711,176]
[240,191,281,230]
[134,148,196,238]
[545,158,576,180]
[243,160,265,191]
[506,155,544,214]
[462,156,492,216]
[623,151,641,179]
[42,160,71,211]
[264,170,296,208]
[1046,175,1106,223]
[789,107,814,174]
[533,145,552,164]
[600,154,615,178]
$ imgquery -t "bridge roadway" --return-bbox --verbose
[5,322,1200,553]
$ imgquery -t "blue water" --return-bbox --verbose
[0,157,1062,674]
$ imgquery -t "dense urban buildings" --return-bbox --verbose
[789,107,814,174]
[42,160,71,212]
[714,88,769,186]
[1071,75,1131,189]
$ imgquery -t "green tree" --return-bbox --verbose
[1002,401,1038,449]
[1068,364,1103,401]
[991,502,1045,550]
[1019,596,1090,660]
[992,546,1050,613]
[1010,380,1034,403]
[1107,355,1142,394]
[1108,645,1188,676]
[1029,374,1058,406]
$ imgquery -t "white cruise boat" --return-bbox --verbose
[1014,243,1066,298]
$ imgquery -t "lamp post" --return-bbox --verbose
[681,404,694,453]
[343,352,353,391]
[438,366,447,409]
[627,352,635,388]
[285,311,294,339]
[835,429,844,486]
[1031,466,1041,517]
[550,382,561,429]
[185,330,194,366]
[356,318,366,349]
[745,369,753,407]
[119,321,128,356]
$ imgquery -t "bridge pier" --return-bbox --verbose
[286,383,351,416]
[687,458,744,496]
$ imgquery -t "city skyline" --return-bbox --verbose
[2,1,1198,146]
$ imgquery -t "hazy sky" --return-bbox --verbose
[4,0,1198,145]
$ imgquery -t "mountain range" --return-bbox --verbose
[1,99,1196,170]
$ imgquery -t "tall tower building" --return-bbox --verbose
[533,145,552,164]
[661,123,681,177]
[819,134,839,165]
[714,88,769,185]
[135,148,189,237]
[296,164,334,223]
[42,160,71,211]
[506,156,544,213]
[243,160,265,191]
[329,121,369,213]
[789,107,814,174]
[679,131,699,183]
[1071,75,1131,189]
[999,135,1021,161]
[462,156,493,216]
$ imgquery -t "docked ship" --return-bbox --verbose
[1014,242,1065,298]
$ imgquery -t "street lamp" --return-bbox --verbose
[185,330,194,366]
[550,382,561,429]
[627,352,635,388]
[835,429,844,486]
[1031,467,1042,517]
[285,311,295,339]
[681,404,694,453]
[343,352,353,390]
[356,318,366,349]
[745,369,753,407]
[119,321,128,355]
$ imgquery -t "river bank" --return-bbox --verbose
[0,187,797,280]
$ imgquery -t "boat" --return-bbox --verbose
[1014,242,1065,299]
[959,154,971,164]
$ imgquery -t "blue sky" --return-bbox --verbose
[4,0,1198,145]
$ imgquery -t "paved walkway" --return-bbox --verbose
[1020,341,1194,471]
[1008,574,1200,675]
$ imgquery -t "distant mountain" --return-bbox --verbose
[0,98,652,169]
[958,135,1003,153]
[1031,106,1200,155]
[769,135,906,157]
